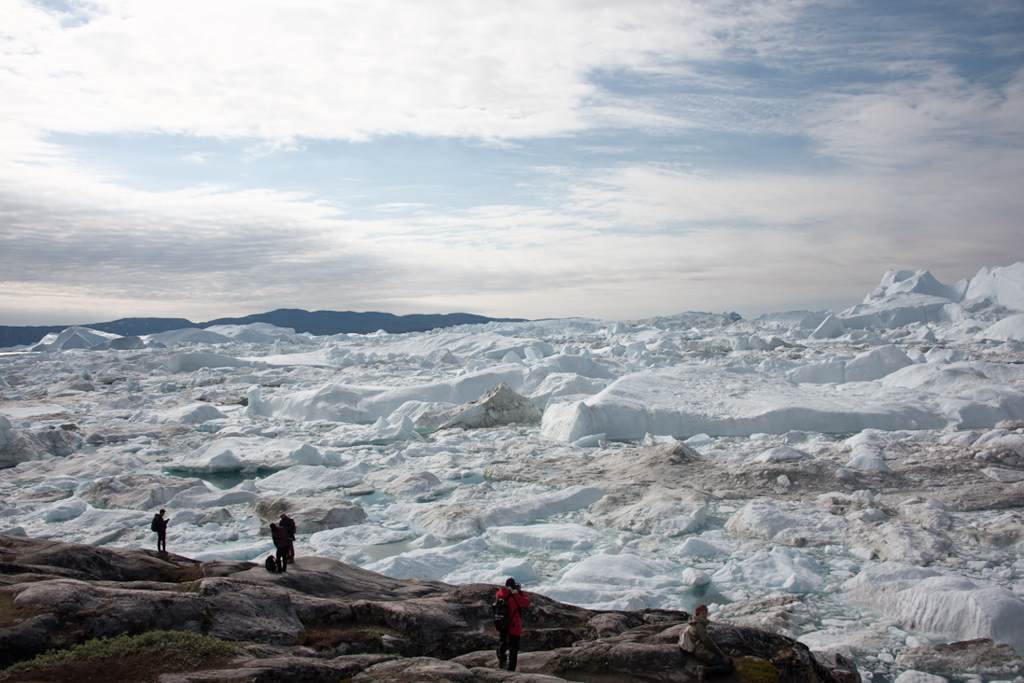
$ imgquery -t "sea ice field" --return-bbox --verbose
[4,263,1024,682]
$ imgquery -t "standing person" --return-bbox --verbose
[270,522,292,572]
[151,509,168,554]
[494,577,531,671]
[680,604,733,681]
[279,513,297,562]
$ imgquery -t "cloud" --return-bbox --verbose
[2,0,799,142]
[1,0,1023,325]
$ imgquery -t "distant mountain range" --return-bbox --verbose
[0,309,526,349]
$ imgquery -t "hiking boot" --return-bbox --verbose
[497,657,506,670]
[696,665,707,683]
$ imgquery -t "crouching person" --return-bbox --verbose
[680,604,734,681]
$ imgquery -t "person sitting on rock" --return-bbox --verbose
[681,604,734,681]
[151,509,168,554]
[270,522,292,572]
[279,513,297,562]
[494,577,531,671]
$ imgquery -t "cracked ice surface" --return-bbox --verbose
[5,264,1024,682]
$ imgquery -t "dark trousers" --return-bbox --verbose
[276,545,289,572]
[156,532,166,553]
[705,654,733,678]
[497,630,520,671]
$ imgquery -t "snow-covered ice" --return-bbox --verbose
[5,262,1024,681]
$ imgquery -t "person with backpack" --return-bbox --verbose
[151,509,168,553]
[270,522,292,572]
[679,604,733,681]
[279,513,297,562]
[493,577,531,671]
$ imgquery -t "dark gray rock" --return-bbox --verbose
[215,555,451,602]
[0,613,60,668]
[584,612,642,639]
[160,654,397,683]
[200,559,257,577]
[353,657,477,683]
[200,578,304,645]
[345,582,598,659]
[11,578,206,639]
[0,535,195,582]
[0,536,861,683]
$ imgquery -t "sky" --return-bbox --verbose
[2,0,1023,326]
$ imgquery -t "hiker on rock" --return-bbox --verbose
[494,577,531,671]
[151,509,168,553]
[270,522,292,572]
[279,513,297,562]
[679,604,733,681]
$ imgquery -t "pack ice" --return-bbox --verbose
[4,262,1024,682]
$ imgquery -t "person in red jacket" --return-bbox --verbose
[495,577,531,671]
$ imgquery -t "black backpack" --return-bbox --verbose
[265,555,279,573]
[150,515,162,532]
[492,595,512,630]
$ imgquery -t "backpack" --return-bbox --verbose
[679,626,696,653]
[265,555,279,573]
[492,595,512,630]
[150,515,162,532]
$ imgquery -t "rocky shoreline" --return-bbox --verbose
[0,535,859,682]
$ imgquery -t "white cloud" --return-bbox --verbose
[2,0,783,142]
[1,0,1023,324]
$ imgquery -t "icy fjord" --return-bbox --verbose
[4,262,1024,682]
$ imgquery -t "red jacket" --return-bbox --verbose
[495,588,531,636]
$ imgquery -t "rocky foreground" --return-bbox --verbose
[0,535,858,683]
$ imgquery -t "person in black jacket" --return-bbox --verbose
[270,522,292,572]
[279,513,297,562]
[151,509,168,553]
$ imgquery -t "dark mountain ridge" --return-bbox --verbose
[0,309,526,349]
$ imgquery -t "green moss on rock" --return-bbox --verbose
[737,657,780,683]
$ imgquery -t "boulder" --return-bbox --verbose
[0,614,61,669]
[200,578,304,645]
[11,579,207,639]
[160,655,397,683]
[0,535,195,582]
[353,657,477,683]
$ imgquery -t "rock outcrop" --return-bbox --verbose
[0,535,859,682]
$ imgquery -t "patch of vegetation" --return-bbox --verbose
[737,657,780,683]
[557,653,610,674]
[0,630,242,679]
